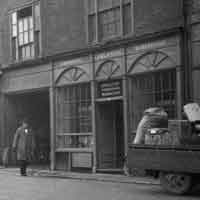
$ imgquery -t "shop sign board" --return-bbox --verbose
[98,80,122,98]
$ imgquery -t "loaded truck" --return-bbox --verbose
[127,104,200,194]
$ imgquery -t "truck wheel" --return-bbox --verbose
[159,172,192,194]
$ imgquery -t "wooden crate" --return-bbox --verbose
[144,120,192,145]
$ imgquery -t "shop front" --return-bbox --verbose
[53,35,182,172]
[94,55,125,171]
[126,36,181,140]
[0,63,52,168]
[0,35,182,172]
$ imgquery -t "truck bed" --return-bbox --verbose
[127,144,200,174]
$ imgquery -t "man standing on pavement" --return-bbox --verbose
[12,119,35,176]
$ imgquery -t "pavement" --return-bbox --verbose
[0,166,159,185]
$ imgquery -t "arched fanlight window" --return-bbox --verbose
[56,66,90,86]
[128,51,176,74]
[96,60,120,80]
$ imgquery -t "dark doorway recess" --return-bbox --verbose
[7,90,50,168]
[96,100,124,171]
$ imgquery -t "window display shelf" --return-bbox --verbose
[56,132,92,136]
[55,148,93,153]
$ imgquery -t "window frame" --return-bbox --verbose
[55,82,93,151]
[87,0,134,43]
[128,68,177,135]
[10,1,41,62]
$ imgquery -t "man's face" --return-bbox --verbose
[22,122,28,128]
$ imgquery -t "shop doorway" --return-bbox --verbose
[96,100,124,170]
[6,90,50,168]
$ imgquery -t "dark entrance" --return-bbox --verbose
[96,100,124,170]
[6,91,50,168]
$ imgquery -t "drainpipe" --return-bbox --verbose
[182,0,192,104]
[49,61,56,170]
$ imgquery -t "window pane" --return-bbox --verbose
[98,0,120,10]
[22,46,26,58]
[29,17,33,29]
[12,25,17,37]
[12,38,17,60]
[34,3,41,30]
[88,0,95,14]
[18,20,23,33]
[30,44,35,57]
[26,45,31,58]
[18,6,32,18]
[29,29,34,42]
[23,18,28,31]
[24,31,28,44]
[35,31,40,56]
[123,3,131,35]
[12,12,17,25]
[88,14,96,42]
[123,0,131,4]
[19,33,24,45]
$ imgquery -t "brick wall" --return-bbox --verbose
[134,0,183,36]
[41,0,87,57]
[0,0,87,65]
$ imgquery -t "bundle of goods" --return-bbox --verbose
[133,107,168,145]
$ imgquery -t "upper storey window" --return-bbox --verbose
[88,0,133,43]
[11,2,41,62]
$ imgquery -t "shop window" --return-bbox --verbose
[129,70,177,134]
[88,0,132,43]
[56,83,92,150]
[10,2,41,61]
[128,51,177,135]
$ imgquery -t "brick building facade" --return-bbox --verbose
[0,0,198,172]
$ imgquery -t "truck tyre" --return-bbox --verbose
[159,172,192,194]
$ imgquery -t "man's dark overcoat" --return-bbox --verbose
[12,126,35,161]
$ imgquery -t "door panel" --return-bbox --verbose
[97,101,124,169]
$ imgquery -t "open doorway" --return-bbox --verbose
[6,90,50,168]
[96,100,124,170]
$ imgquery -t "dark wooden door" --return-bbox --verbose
[97,100,124,169]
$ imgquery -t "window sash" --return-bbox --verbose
[88,0,133,43]
[56,83,92,134]
[11,3,41,61]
